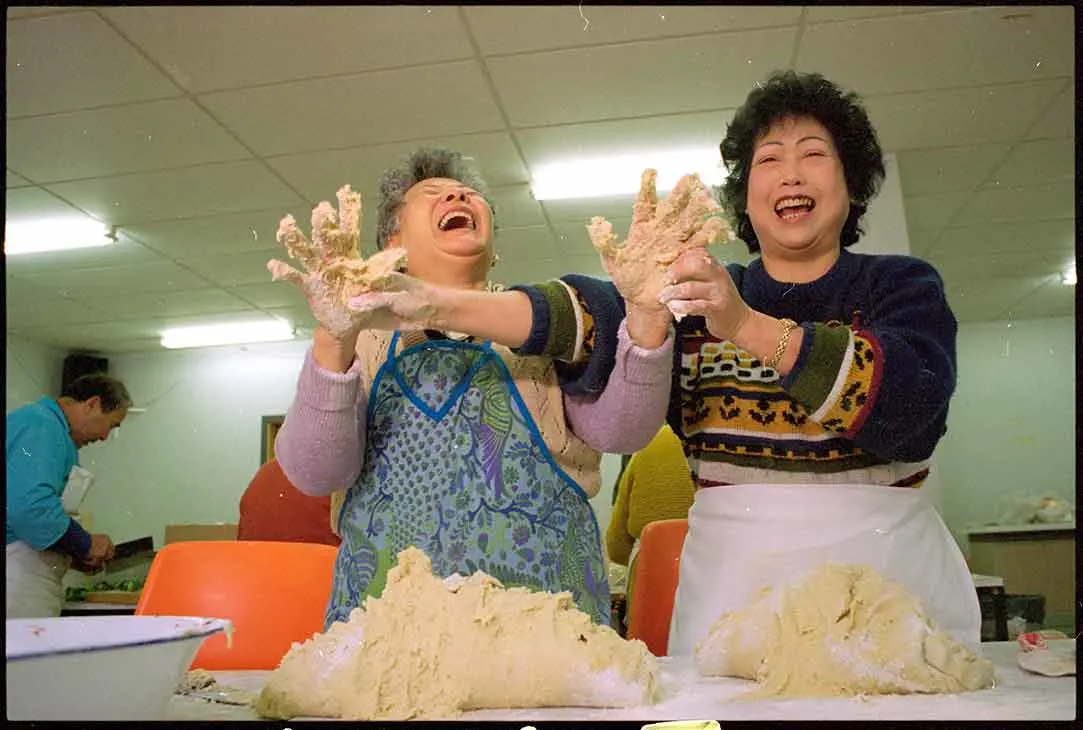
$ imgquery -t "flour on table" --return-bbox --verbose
[255,547,658,720]
[694,563,995,698]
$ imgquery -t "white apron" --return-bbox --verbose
[668,483,981,657]
[5,541,70,619]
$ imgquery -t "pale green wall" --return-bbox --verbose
[937,315,1076,551]
[6,334,64,412]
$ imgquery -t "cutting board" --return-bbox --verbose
[84,590,142,605]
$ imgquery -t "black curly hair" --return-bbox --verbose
[718,70,885,253]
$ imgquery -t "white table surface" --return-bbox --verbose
[166,641,1075,721]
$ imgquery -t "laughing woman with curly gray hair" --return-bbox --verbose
[267,147,721,628]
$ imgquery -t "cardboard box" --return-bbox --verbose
[164,523,238,544]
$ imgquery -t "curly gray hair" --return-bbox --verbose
[375,147,495,248]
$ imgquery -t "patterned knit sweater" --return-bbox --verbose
[511,250,958,490]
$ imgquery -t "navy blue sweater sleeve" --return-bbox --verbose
[511,275,626,396]
[849,256,957,462]
[48,519,93,559]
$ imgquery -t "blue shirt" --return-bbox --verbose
[6,398,80,549]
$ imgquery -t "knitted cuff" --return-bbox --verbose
[782,322,850,411]
[297,346,364,412]
[508,284,552,357]
[615,318,675,386]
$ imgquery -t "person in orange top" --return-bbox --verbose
[238,459,340,547]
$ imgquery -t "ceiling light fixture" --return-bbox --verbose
[530,149,726,201]
[4,218,117,255]
[160,319,295,350]
[1061,263,1076,286]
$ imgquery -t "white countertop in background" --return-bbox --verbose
[167,641,1074,722]
[967,522,1076,536]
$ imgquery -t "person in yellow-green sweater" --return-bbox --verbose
[606,424,695,626]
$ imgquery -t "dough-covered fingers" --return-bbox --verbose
[632,169,659,224]
[276,215,321,271]
[267,259,307,288]
[310,201,340,264]
[658,280,710,305]
[587,216,620,257]
[334,185,362,259]
[656,173,698,227]
[665,248,718,284]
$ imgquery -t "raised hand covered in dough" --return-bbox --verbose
[658,247,754,342]
[268,185,426,340]
[587,170,734,316]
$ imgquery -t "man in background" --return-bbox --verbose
[6,373,130,618]
[238,459,341,547]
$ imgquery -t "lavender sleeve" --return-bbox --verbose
[562,318,674,454]
[275,346,368,497]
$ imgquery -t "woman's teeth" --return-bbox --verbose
[438,211,475,231]
[774,197,815,221]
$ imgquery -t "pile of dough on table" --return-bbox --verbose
[255,548,659,720]
[695,564,996,699]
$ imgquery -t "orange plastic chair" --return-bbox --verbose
[135,540,337,670]
[626,518,689,657]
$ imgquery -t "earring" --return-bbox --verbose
[490,252,500,268]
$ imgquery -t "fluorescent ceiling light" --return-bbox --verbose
[160,319,295,349]
[1062,264,1076,286]
[531,149,726,201]
[4,218,116,255]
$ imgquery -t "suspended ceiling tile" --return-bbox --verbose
[494,225,560,264]
[15,260,213,299]
[6,11,179,117]
[901,192,974,230]
[896,144,1010,196]
[100,6,473,93]
[516,110,732,174]
[487,185,547,229]
[796,6,1074,96]
[983,138,1075,189]
[86,288,257,321]
[927,220,1075,257]
[44,162,307,226]
[1025,82,1074,140]
[173,248,285,288]
[864,80,1064,151]
[487,27,796,127]
[6,99,251,182]
[266,132,530,203]
[952,183,1075,226]
[464,5,801,55]
[198,62,504,157]
[121,208,292,259]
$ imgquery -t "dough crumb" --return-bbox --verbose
[694,563,995,698]
[256,547,658,719]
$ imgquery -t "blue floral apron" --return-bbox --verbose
[325,332,610,627]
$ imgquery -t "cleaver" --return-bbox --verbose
[103,536,156,573]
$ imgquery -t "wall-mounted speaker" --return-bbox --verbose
[61,353,109,395]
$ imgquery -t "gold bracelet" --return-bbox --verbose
[763,318,798,372]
